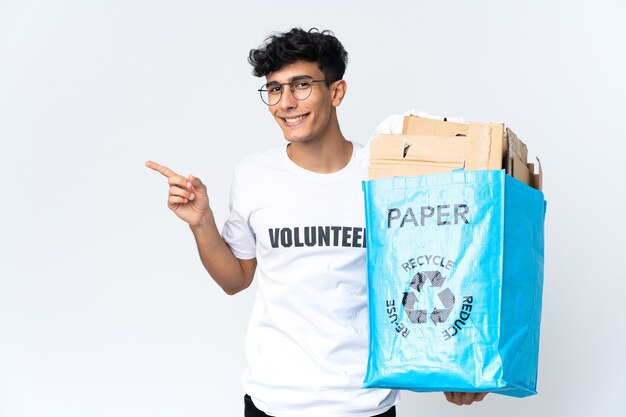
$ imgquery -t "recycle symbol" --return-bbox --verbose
[402,270,455,324]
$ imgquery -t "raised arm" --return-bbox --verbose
[145,161,256,295]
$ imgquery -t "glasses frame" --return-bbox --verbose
[258,77,334,106]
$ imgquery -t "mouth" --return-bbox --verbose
[280,113,310,126]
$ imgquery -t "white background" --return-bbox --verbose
[1,0,625,416]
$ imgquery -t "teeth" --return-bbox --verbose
[285,115,307,123]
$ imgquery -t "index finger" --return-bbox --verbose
[145,160,178,178]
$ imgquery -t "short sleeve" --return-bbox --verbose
[221,172,256,260]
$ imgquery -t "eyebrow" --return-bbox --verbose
[266,74,314,84]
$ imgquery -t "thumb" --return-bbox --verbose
[188,174,206,191]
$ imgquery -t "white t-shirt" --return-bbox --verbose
[221,143,399,417]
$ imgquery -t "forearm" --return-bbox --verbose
[189,209,255,295]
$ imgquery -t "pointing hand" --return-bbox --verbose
[146,160,211,227]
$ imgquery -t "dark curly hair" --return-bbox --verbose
[248,28,348,84]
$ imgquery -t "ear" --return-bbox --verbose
[331,80,347,107]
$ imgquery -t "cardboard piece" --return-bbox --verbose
[503,127,542,191]
[402,116,469,137]
[370,116,542,191]
[505,127,528,165]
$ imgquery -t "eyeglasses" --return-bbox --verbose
[258,76,334,106]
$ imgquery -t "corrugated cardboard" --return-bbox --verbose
[503,127,542,191]
[370,115,542,191]
[505,127,528,165]
[402,116,469,137]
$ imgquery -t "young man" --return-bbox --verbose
[147,28,486,416]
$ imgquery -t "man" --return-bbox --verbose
[146,28,486,416]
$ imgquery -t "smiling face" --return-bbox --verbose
[265,60,346,145]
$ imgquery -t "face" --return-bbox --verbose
[264,60,346,144]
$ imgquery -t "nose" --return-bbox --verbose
[279,86,298,111]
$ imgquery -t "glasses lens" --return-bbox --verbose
[291,78,313,100]
[261,83,282,105]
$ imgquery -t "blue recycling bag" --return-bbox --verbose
[362,170,546,397]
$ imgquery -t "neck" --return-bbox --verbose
[287,121,352,174]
